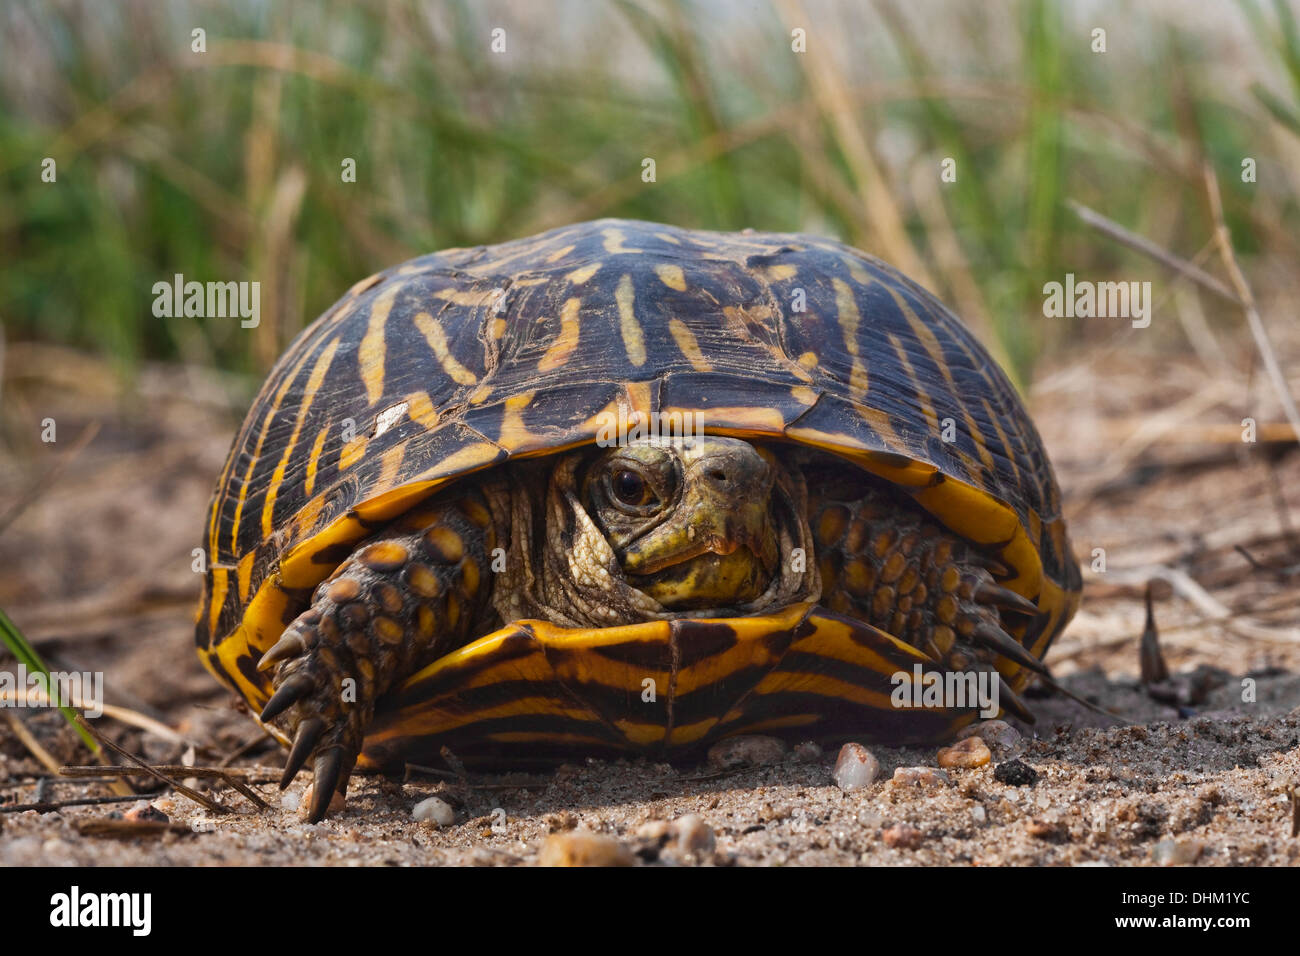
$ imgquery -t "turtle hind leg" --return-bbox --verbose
[809,487,1044,722]
[259,490,495,821]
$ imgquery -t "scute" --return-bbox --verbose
[358,603,972,770]
[198,218,1080,703]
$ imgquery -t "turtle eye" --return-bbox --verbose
[610,469,653,508]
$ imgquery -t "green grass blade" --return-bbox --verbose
[0,606,99,751]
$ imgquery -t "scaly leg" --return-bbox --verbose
[809,482,1044,721]
[258,489,495,821]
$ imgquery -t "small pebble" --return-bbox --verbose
[669,814,716,855]
[546,810,579,832]
[123,801,169,824]
[298,785,346,820]
[993,759,1039,787]
[856,809,884,827]
[881,824,925,849]
[793,740,823,762]
[759,802,793,822]
[707,735,788,769]
[1027,819,1068,843]
[956,719,1023,757]
[937,737,991,769]
[970,804,987,824]
[634,815,716,861]
[891,766,951,788]
[539,830,636,867]
[280,791,301,812]
[412,796,456,826]
[635,820,670,843]
[1151,838,1204,866]
[833,743,881,791]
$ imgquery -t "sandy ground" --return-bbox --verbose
[1,336,1298,866]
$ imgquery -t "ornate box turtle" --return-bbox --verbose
[196,219,1081,820]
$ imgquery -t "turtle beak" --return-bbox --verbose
[689,448,779,572]
[619,440,780,607]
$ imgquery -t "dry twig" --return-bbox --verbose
[72,717,230,815]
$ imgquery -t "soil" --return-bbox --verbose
[1,335,1298,866]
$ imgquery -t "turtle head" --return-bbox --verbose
[582,437,780,609]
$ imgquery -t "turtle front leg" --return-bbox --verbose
[810,486,1045,722]
[258,490,495,821]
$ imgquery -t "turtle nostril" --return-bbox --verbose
[707,469,729,484]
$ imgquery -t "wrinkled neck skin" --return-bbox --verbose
[490,441,821,629]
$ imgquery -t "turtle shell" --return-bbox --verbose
[197,218,1080,745]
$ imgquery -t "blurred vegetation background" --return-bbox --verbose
[2,0,1299,393]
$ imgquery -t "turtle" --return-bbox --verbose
[196,218,1081,821]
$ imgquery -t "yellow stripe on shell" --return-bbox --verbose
[666,717,721,747]
[566,263,601,285]
[372,444,407,496]
[274,444,504,591]
[982,398,1021,486]
[202,582,295,705]
[483,732,616,746]
[832,278,870,394]
[346,272,386,297]
[654,264,687,291]
[602,228,638,254]
[497,392,542,452]
[366,696,604,743]
[613,720,669,746]
[412,311,478,385]
[261,340,340,538]
[615,274,646,366]
[406,391,440,428]
[227,345,314,556]
[206,567,229,641]
[339,436,366,471]
[667,604,808,698]
[235,551,256,604]
[667,319,713,372]
[886,332,940,435]
[759,263,797,281]
[782,426,925,482]
[358,281,403,405]
[303,425,330,497]
[746,670,898,711]
[538,299,581,372]
[789,611,935,672]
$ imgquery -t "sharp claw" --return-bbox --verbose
[981,558,1011,578]
[280,718,324,789]
[973,581,1040,617]
[336,751,357,799]
[998,676,1036,723]
[973,622,1049,676]
[307,749,344,823]
[260,673,313,723]
[258,631,306,672]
